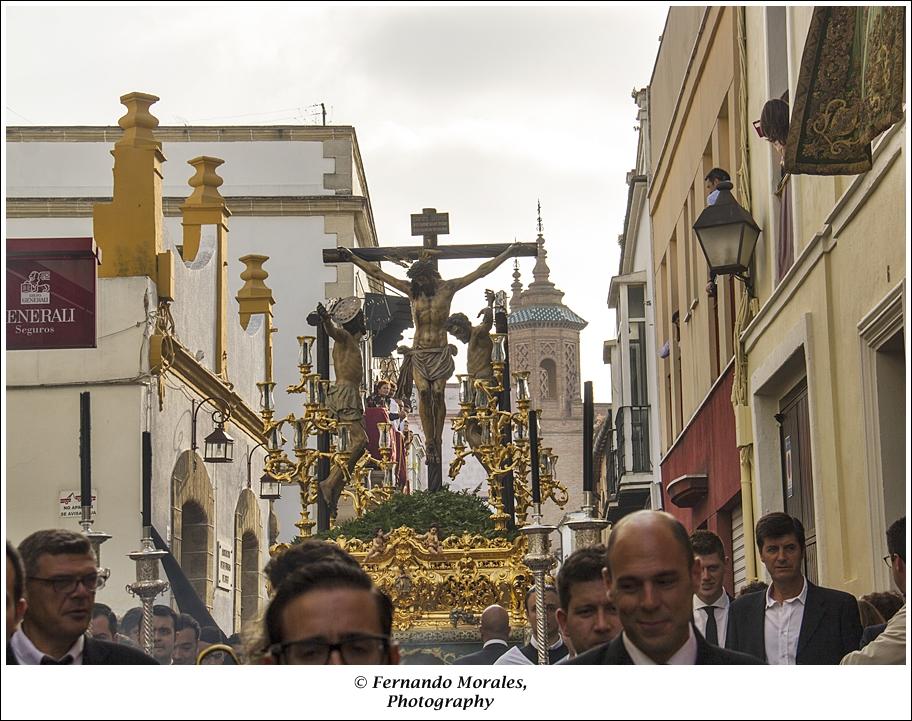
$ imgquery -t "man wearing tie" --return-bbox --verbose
[690,530,730,647]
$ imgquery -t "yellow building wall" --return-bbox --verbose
[649,6,742,453]
[742,3,906,598]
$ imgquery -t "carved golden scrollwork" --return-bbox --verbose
[334,527,530,631]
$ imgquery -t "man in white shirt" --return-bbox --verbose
[10,529,155,665]
[842,516,906,665]
[690,530,730,647]
[566,511,760,665]
[494,585,568,665]
[727,512,861,664]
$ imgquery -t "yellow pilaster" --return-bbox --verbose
[180,156,232,379]
[92,92,166,280]
[236,255,276,383]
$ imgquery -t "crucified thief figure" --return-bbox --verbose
[336,244,520,490]
[309,297,368,511]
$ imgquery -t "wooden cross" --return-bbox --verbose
[322,209,539,494]
[322,207,538,265]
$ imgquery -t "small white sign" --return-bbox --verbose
[59,489,97,518]
[216,540,234,591]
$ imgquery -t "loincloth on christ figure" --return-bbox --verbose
[326,382,364,422]
[396,345,456,399]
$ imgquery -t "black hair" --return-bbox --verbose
[264,539,361,591]
[92,602,118,635]
[886,516,905,561]
[557,545,607,611]
[176,612,201,641]
[759,98,790,145]
[690,530,725,559]
[152,604,178,629]
[18,529,95,577]
[6,540,25,603]
[755,512,805,551]
[704,167,731,184]
[121,607,143,636]
[264,560,393,648]
[523,584,558,615]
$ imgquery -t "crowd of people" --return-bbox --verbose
[5,512,905,665]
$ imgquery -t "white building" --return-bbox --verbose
[7,93,386,542]
[602,87,663,522]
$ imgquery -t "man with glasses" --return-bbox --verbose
[10,529,156,664]
[263,558,399,665]
[842,517,906,664]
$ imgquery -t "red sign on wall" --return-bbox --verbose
[6,238,101,350]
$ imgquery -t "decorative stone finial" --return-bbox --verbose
[116,92,161,149]
[237,255,275,330]
[185,156,226,206]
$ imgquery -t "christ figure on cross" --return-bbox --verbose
[336,243,521,491]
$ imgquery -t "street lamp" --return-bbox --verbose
[191,398,235,463]
[692,181,761,296]
[259,471,282,501]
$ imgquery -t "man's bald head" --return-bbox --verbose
[605,510,694,577]
[479,604,510,643]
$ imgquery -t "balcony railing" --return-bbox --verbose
[615,405,652,477]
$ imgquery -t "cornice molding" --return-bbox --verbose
[6,194,369,217]
[149,334,265,442]
[6,125,357,143]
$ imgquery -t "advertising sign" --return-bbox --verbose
[6,237,101,350]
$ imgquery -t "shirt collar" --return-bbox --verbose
[622,625,698,665]
[765,576,808,608]
[529,634,564,652]
[482,639,508,649]
[11,628,85,665]
[693,591,730,611]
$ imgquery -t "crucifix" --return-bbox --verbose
[323,208,537,493]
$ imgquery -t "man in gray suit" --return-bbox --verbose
[453,605,512,664]
[9,529,156,665]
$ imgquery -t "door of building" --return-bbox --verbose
[778,379,818,584]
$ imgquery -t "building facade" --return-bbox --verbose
[6,93,274,632]
[740,6,906,595]
[7,98,385,542]
[602,87,664,525]
[646,6,906,598]
[647,7,748,594]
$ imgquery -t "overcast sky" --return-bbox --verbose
[3,3,668,402]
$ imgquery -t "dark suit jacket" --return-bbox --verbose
[83,637,158,665]
[859,623,887,649]
[565,628,762,665]
[452,641,511,665]
[6,636,157,665]
[726,582,862,664]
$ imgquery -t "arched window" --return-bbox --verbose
[181,501,210,604]
[539,358,557,400]
[240,532,259,627]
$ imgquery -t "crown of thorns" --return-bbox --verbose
[406,258,440,279]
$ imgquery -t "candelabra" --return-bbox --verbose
[125,529,169,658]
[521,504,556,665]
[258,335,397,535]
[450,344,568,529]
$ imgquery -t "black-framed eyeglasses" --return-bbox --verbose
[270,635,390,665]
[883,554,896,568]
[28,571,105,594]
